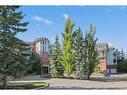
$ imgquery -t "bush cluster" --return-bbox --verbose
[117,60,127,73]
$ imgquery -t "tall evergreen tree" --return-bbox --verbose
[84,24,98,80]
[72,27,87,79]
[50,34,63,77]
[62,18,74,78]
[0,6,29,88]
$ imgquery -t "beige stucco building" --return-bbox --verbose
[96,42,117,74]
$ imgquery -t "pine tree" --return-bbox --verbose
[0,6,29,88]
[84,24,98,80]
[62,18,74,78]
[50,34,63,77]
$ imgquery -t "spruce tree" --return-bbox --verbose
[62,18,74,78]
[72,27,87,79]
[50,34,63,77]
[0,6,29,88]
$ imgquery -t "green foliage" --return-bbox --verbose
[50,35,64,77]
[0,6,29,88]
[16,82,48,89]
[94,66,100,74]
[62,18,74,78]
[72,27,87,79]
[84,24,98,79]
[117,60,127,73]
[8,61,28,80]
[61,20,98,80]
[27,53,41,75]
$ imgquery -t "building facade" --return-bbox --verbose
[32,37,50,75]
[96,42,117,74]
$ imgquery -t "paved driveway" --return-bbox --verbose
[40,78,127,89]
[9,74,127,89]
[8,78,127,89]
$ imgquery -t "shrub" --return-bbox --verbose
[117,60,127,73]
[94,66,100,74]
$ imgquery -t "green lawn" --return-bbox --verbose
[0,82,48,89]
[17,82,48,89]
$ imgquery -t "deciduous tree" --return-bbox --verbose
[84,24,98,79]
[62,18,74,78]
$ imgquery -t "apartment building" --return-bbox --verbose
[96,42,117,74]
[32,37,50,75]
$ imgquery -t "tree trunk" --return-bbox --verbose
[67,73,70,79]
[86,73,90,80]
[2,75,7,89]
[13,76,16,81]
[86,75,90,80]
[67,75,70,79]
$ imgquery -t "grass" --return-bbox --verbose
[0,82,48,89]
[16,82,48,89]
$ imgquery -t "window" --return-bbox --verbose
[102,50,105,56]
[44,46,45,51]
[43,46,44,51]
[43,40,44,45]
[113,59,116,63]
[45,40,46,45]
[44,40,45,45]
